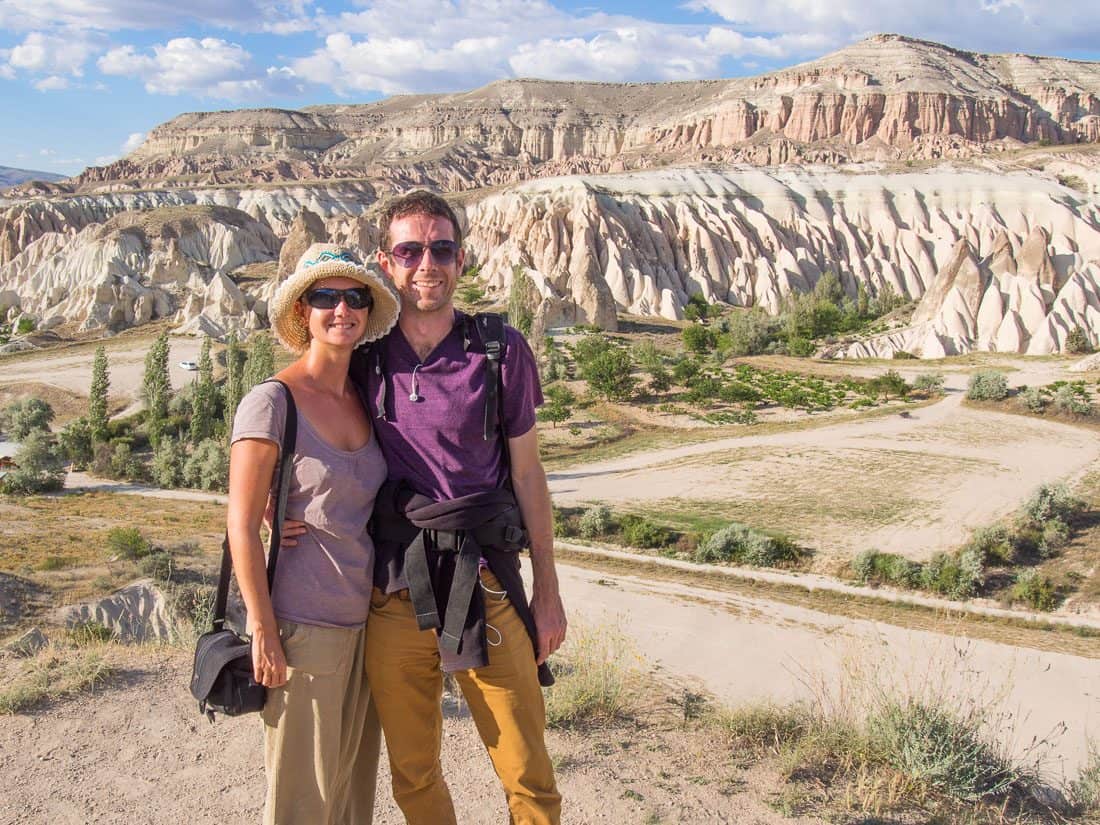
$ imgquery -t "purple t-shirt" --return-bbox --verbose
[365,312,543,500]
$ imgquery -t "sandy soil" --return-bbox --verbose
[548,389,1100,561]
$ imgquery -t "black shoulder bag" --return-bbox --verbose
[189,379,298,722]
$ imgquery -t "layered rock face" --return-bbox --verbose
[0,206,281,338]
[463,165,1100,356]
[41,34,1100,194]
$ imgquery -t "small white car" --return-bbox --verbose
[178,360,198,371]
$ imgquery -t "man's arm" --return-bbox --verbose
[508,425,567,664]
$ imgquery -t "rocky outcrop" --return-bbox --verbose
[0,205,280,337]
[278,209,328,278]
[53,580,174,643]
[53,35,1100,193]
[463,165,1100,355]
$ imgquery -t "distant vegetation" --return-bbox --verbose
[850,482,1087,611]
[0,331,276,495]
[966,370,1098,421]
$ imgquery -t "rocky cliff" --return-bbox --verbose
[44,34,1100,194]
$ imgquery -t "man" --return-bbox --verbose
[353,190,566,825]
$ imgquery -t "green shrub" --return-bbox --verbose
[720,308,775,357]
[106,527,152,560]
[921,551,982,599]
[1017,386,1048,414]
[695,522,800,567]
[151,437,184,488]
[0,398,55,439]
[183,438,229,491]
[785,336,815,357]
[966,370,1008,401]
[912,372,945,395]
[0,430,65,495]
[1011,569,1059,612]
[618,515,672,549]
[868,700,1017,800]
[139,550,174,582]
[671,358,700,383]
[891,350,917,360]
[964,525,1015,565]
[851,549,920,588]
[1053,384,1093,416]
[1065,326,1094,355]
[1039,519,1070,558]
[1022,483,1084,528]
[682,324,716,354]
[579,349,637,401]
[577,505,612,539]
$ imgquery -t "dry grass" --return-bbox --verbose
[0,491,225,606]
[544,621,644,729]
[0,640,116,714]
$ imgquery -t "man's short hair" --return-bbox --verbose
[378,190,463,253]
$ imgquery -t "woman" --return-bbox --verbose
[226,243,399,825]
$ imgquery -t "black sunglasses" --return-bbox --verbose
[388,239,460,268]
[304,287,374,310]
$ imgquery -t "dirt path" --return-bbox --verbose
[548,390,1100,560]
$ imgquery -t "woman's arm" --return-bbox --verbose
[227,437,288,688]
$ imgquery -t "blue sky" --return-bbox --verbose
[2,1,1098,177]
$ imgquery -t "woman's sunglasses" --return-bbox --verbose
[304,287,374,310]
[388,240,460,268]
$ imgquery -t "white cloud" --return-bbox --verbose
[6,30,101,78]
[122,132,146,153]
[33,74,69,90]
[98,37,303,99]
[0,0,315,35]
[685,0,1100,54]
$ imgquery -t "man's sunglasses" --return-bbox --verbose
[388,240,460,268]
[304,287,374,310]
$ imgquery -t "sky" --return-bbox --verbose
[2,0,1098,177]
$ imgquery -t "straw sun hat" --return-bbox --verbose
[269,243,400,354]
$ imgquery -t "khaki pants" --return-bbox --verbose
[262,621,381,825]
[365,570,561,825]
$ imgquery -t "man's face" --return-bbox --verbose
[378,213,464,316]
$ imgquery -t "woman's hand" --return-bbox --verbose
[251,623,288,688]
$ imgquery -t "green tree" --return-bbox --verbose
[857,281,870,317]
[647,365,673,395]
[223,332,247,433]
[537,384,575,428]
[244,333,275,396]
[0,430,65,494]
[683,292,711,322]
[581,349,637,401]
[1065,326,1093,355]
[58,417,94,469]
[507,265,538,337]
[89,345,110,442]
[151,436,184,488]
[682,324,716,355]
[184,438,230,491]
[142,331,172,445]
[0,398,54,440]
[189,336,216,445]
[868,370,910,400]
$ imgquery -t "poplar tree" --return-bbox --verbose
[142,331,171,445]
[223,332,246,434]
[243,333,275,396]
[189,336,215,444]
[89,345,110,442]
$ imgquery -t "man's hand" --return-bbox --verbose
[529,589,567,665]
[262,496,307,547]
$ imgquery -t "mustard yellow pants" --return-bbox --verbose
[364,569,561,825]
[262,621,381,825]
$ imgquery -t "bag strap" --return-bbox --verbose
[212,379,298,631]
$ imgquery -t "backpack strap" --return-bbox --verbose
[212,379,298,631]
[470,312,507,442]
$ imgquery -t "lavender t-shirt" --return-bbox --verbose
[365,313,543,500]
[231,382,387,628]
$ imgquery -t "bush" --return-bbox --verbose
[139,550,174,582]
[1011,569,1060,612]
[966,370,1008,401]
[0,430,65,494]
[1052,384,1093,416]
[721,308,775,357]
[682,324,716,355]
[618,515,672,549]
[1017,386,1047,414]
[580,349,637,401]
[109,442,145,481]
[545,623,639,728]
[964,525,1015,565]
[183,438,229,491]
[1022,483,1084,528]
[1065,326,1093,355]
[785,336,815,357]
[1039,519,1070,558]
[106,527,152,560]
[0,398,55,440]
[151,437,184,488]
[577,505,612,539]
[891,350,917,360]
[912,372,945,396]
[921,551,982,599]
[868,700,1017,800]
[695,522,800,567]
[851,549,921,588]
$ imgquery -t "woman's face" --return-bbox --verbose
[297,276,371,350]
